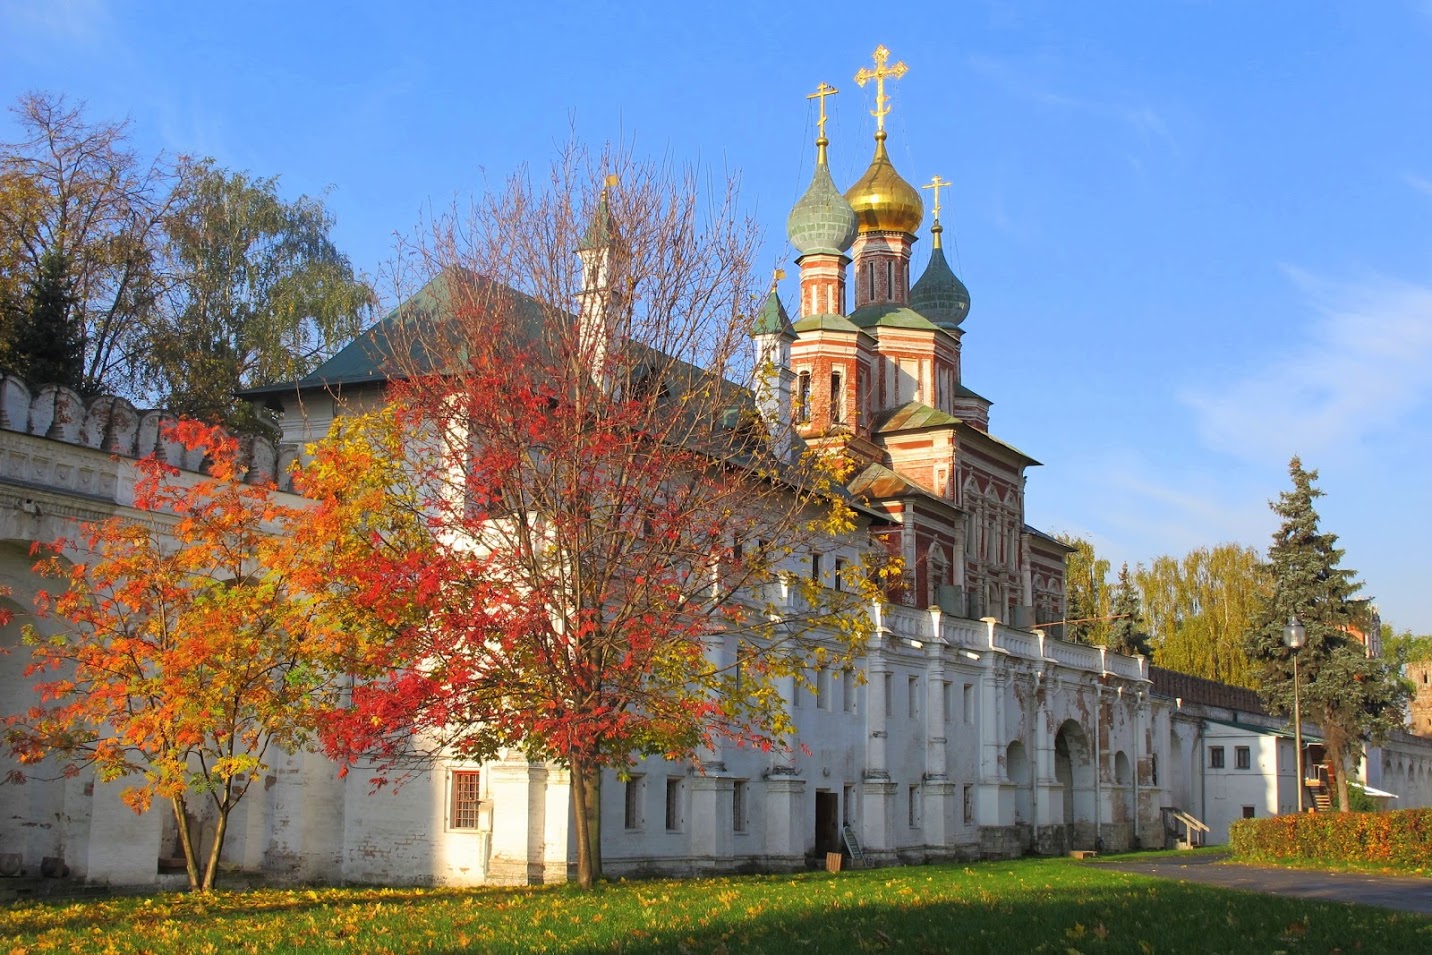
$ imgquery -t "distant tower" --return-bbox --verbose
[788,82,859,320]
[750,275,798,459]
[1410,661,1432,738]
[577,176,625,389]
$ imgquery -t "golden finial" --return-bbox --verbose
[773,267,787,284]
[854,45,909,135]
[807,82,839,161]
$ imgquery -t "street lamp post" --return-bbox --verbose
[1283,615,1307,812]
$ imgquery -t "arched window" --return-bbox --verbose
[796,371,811,423]
[830,370,844,424]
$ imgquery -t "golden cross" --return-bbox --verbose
[923,175,950,220]
[806,82,838,141]
[854,45,909,133]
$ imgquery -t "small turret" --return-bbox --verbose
[577,177,625,390]
[750,277,797,459]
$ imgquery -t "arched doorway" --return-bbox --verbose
[1054,719,1095,845]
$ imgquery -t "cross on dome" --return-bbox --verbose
[854,45,908,134]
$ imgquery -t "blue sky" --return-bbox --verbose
[4,1,1430,632]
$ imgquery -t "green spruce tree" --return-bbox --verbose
[1108,562,1152,658]
[1245,457,1409,812]
[9,248,85,390]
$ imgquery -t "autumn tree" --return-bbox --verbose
[1056,533,1111,645]
[149,160,375,430]
[294,149,889,888]
[0,92,171,396]
[3,422,344,891]
[1244,457,1409,811]
[1138,543,1266,687]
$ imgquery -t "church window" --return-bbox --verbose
[884,260,893,299]
[796,371,811,423]
[450,770,481,829]
[665,777,685,831]
[834,556,847,591]
[867,262,875,302]
[810,552,822,582]
[1241,805,1256,820]
[963,784,974,824]
[1235,746,1251,770]
[732,780,748,832]
[908,784,921,827]
[830,370,845,423]
[1209,747,1225,769]
[624,775,646,829]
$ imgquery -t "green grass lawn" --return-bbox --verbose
[4,856,1428,954]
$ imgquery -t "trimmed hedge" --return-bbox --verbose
[1229,807,1432,868]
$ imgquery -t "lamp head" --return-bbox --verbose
[1282,615,1307,650]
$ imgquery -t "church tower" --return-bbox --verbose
[786,82,870,445]
[577,177,625,391]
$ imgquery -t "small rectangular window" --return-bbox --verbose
[1210,746,1225,769]
[1235,746,1251,770]
[908,784,920,828]
[830,370,844,424]
[833,556,847,591]
[1241,805,1256,820]
[733,780,748,833]
[963,783,974,825]
[908,676,920,720]
[666,778,683,831]
[450,770,481,829]
[624,775,645,830]
[811,552,822,581]
[797,371,812,423]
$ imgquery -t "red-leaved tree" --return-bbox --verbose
[295,149,894,887]
[3,421,345,891]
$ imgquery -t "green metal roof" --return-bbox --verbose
[751,286,795,338]
[874,400,960,433]
[849,302,941,332]
[791,312,864,335]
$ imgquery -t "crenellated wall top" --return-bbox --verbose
[0,370,296,492]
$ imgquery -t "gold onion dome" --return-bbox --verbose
[844,131,923,235]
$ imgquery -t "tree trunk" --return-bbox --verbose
[570,757,594,889]
[583,768,602,882]
[170,796,201,892]
[201,804,230,892]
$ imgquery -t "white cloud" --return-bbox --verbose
[966,53,1176,154]
[1181,271,1432,463]
[1406,173,1432,200]
[0,0,112,48]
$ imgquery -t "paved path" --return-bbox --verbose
[1097,854,1432,916]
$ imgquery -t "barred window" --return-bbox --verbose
[450,771,481,829]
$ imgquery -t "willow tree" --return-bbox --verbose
[1138,543,1266,687]
[295,148,892,888]
[1056,533,1111,645]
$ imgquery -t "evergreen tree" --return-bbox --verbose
[1245,457,1409,812]
[8,248,84,390]
[1108,562,1152,658]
